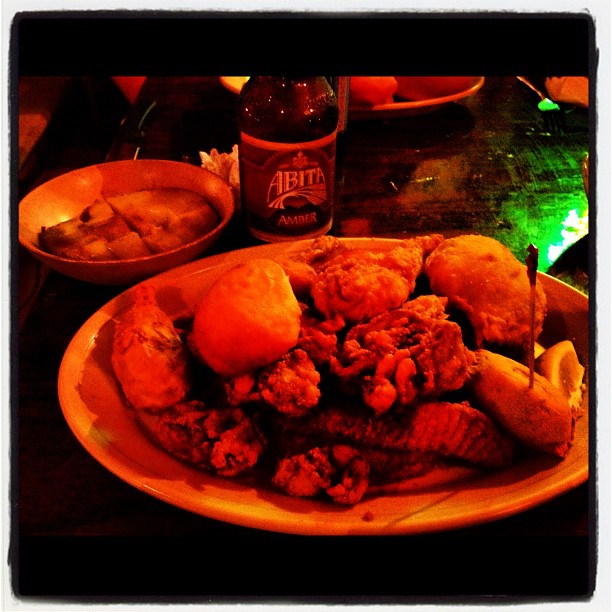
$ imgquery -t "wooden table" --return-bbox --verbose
[15,77,593,602]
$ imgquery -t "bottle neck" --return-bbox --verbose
[239,76,338,142]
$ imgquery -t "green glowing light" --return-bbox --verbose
[547,209,589,264]
[493,192,588,271]
[537,98,561,112]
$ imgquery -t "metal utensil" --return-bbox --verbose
[516,76,565,133]
[132,100,157,159]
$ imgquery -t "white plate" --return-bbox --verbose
[58,238,589,535]
[219,77,485,120]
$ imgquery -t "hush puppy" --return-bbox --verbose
[190,259,302,377]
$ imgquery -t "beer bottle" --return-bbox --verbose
[237,77,339,242]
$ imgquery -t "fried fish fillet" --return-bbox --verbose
[424,235,547,356]
[271,399,513,471]
[307,234,444,324]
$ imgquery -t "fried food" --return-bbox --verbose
[297,304,344,366]
[224,348,321,416]
[109,235,583,507]
[111,285,191,411]
[332,295,476,414]
[424,235,547,356]
[466,349,574,457]
[137,400,266,477]
[190,259,302,377]
[257,349,321,417]
[272,399,513,472]
[272,445,370,505]
[310,234,443,324]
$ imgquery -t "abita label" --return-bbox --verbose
[239,131,336,239]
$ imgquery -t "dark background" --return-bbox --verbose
[14,13,591,75]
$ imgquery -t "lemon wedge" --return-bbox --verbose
[535,340,585,410]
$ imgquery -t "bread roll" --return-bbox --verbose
[190,258,302,377]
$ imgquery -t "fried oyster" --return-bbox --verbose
[331,295,476,414]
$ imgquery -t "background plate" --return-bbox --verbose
[219,76,485,120]
[58,238,589,535]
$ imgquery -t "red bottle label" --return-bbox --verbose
[239,131,336,241]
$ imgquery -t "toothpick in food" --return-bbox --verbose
[526,244,539,388]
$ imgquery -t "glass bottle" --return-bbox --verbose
[237,77,339,242]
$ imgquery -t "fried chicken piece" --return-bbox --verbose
[257,349,321,417]
[112,285,190,411]
[273,399,513,471]
[424,235,547,356]
[310,234,443,324]
[272,444,370,505]
[146,400,266,477]
[301,235,348,266]
[332,295,476,414]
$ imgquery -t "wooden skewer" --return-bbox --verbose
[526,244,539,389]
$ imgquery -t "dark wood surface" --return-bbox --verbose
[15,76,594,601]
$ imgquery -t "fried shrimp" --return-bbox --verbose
[258,349,321,417]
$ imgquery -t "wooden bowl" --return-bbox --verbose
[18,160,235,285]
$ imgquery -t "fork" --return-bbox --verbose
[516,76,565,133]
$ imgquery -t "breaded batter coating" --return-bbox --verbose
[332,295,476,414]
[272,444,370,505]
[111,285,190,411]
[258,349,321,417]
[148,401,266,477]
[310,234,443,324]
[109,236,578,507]
[272,400,513,471]
[424,235,547,356]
